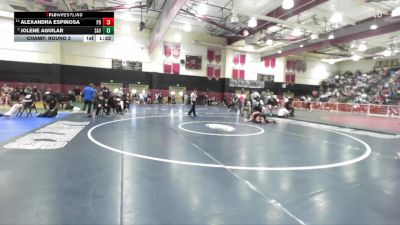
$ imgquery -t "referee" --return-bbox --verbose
[187,89,197,117]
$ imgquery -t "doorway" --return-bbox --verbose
[169,86,186,104]
[129,84,149,95]
[101,82,123,93]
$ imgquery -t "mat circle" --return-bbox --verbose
[87,115,372,171]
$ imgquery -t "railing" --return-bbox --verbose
[292,101,400,117]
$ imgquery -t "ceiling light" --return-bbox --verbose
[321,58,346,64]
[328,34,335,40]
[330,12,343,23]
[352,55,361,61]
[243,29,249,36]
[268,25,280,32]
[370,24,378,30]
[383,49,392,57]
[358,43,368,52]
[174,33,182,42]
[278,50,282,54]
[183,23,192,32]
[248,17,257,28]
[266,39,274,46]
[282,0,294,10]
[321,59,336,65]
[391,6,400,17]
[291,28,303,37]
[310,33,319,40]
[197,3,207,15]
[394,49,399,54]
[300,44,304,48]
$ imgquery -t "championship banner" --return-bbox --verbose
[229,79,265,89]
[232,52,246,80]
[163,41,180,74]
[207,64,214,80]
[264,57,276,69]
[207,49,215,63]
[207,48,222,80]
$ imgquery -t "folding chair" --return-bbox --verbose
[16,101,37,117]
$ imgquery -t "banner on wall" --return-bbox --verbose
[263,57,276,69]
[112,59,142,71]
[229,79,265,89]
[207,64,214,80]
[285,74,296,84]
[163,42,181,74]
[232,52,246,80]
[207,48,222,80]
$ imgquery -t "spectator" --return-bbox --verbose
[74,86,81,102]
[1,88,36,117]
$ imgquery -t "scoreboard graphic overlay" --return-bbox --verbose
[14,12,114,42]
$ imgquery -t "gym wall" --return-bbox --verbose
[0,16,328,94]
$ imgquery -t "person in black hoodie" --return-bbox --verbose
[38,91,59,117]
[93,92,106,116]
[105,92,117,116]
[101,84,110,99]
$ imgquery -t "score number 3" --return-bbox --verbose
[103,18,114,26]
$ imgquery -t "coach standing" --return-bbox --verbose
[83,83,96,117]
[187,89,197,117]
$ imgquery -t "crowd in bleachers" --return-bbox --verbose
[317,68,400,105]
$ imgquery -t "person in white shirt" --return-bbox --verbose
[139,92,144,104]
[278,107,289,118]
[187,89,197,117]
[2,90,36,117]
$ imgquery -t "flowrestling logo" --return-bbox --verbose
[4,121,89,150]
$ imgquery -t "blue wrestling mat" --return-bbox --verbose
[0,112,70,143]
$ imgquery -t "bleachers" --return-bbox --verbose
[316,69,400,104]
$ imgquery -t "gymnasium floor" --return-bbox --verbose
[0,105,399,225]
